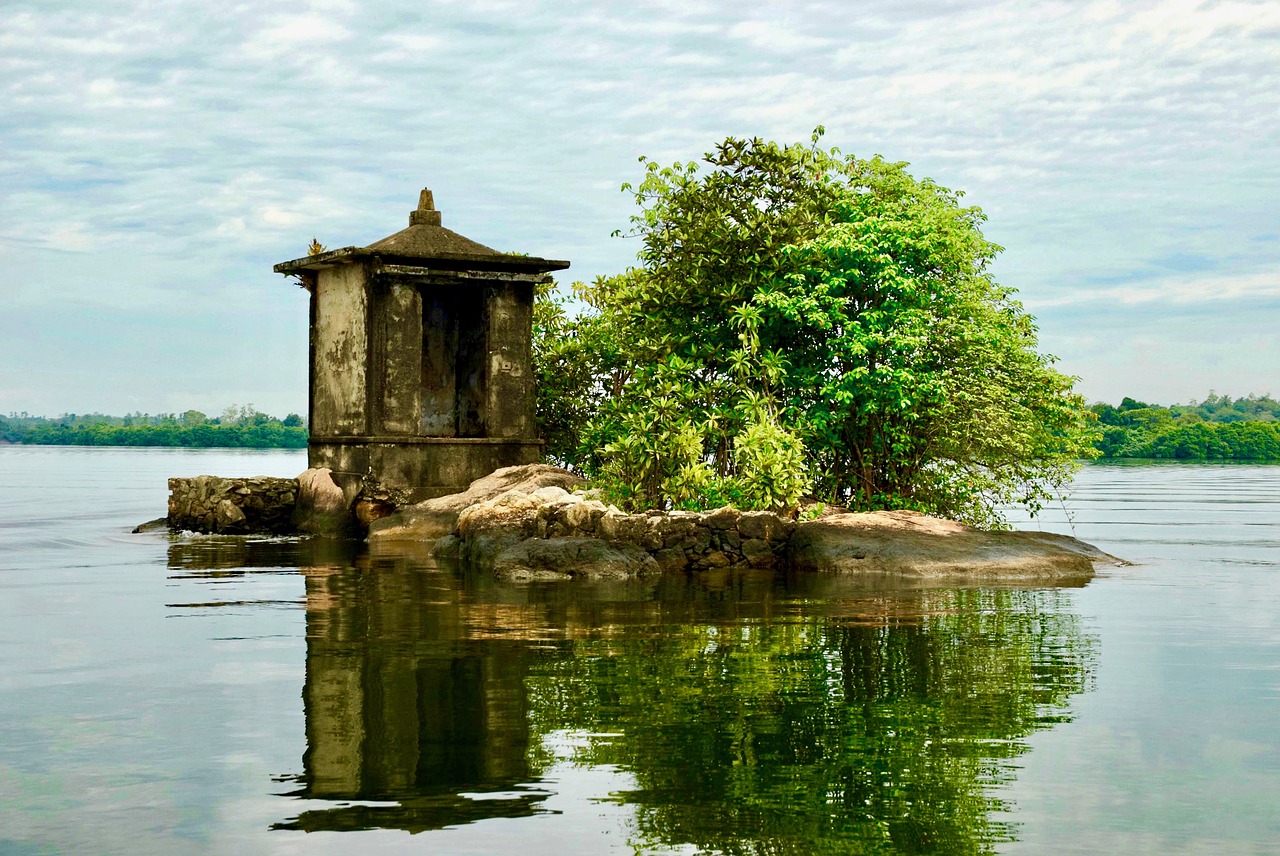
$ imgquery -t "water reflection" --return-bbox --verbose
[273,558,553,833]
[169,543,1097,851]
[535,596,1094,854]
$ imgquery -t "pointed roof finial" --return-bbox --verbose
[409,187,442,226]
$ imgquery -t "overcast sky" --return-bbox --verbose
[2,0,1277,417]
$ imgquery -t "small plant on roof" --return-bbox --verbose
[307,237,327,256]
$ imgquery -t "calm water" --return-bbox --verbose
[0,447,1277,855]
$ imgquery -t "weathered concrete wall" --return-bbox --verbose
[313,264,368,437]
[485,281,534,439]
[310,438,542,502]
[379,281,423,436]
[167,476,298,534]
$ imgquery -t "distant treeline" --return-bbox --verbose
[0,406,307,449]
[6,396,1279,461]
[1092,394,1280,460]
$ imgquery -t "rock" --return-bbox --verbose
[457,490,544,541]
[740,537,777,568]
[366,505,459,542]
[358,465,1119,583]
[352,477,412,529]
[529,485,573,504]
[294,468,357,537]
[738,510,794,541]
[492,537,660,581]
[703,506,740,530]
[368,464,583,542]
[653,546,690,572]
[784,510,1115,582]
[563,499,604,534]
[215,498,246,529]
[692,549,734,570]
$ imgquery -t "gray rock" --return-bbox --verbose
[361,464,1119,583]
[168,474,298,534]
[703,506,740,530]
[293,468,357,537]
[368,463,583,542]
[738,510,795,541]
[740,538,777,568]
[215,498,246,529]
[785,510,1116,582]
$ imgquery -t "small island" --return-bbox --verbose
[163,462,1115,584]
[150,134,1128,584]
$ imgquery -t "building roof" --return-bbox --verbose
[274,188,570,276]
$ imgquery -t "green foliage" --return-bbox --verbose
[1090,394,1280,460]
[535,130,1095,524]
[527,589,1095,854]
[532,280,619,468]
[0,408,307,448]
[729,415,812,511]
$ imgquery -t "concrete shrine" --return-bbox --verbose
[274,189,569,501]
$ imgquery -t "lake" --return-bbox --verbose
[1,447,1277,855]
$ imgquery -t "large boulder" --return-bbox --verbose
[368,464,585,542]
[293,468,359,537]
[785,510,1114,582]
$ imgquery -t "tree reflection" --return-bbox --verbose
[276,555,1095,852]
[529,588,1094,854]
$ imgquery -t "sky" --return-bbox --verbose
[2,0,1278,418]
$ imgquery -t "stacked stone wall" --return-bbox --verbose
[446,486,796,577]
[168,476,299,534]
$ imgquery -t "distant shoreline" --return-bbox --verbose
[0,410,306,450]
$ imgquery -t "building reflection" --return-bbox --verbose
[274,555,551,833]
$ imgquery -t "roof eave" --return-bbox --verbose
[274,247,570,277]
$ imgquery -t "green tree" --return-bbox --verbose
[542,130,1095,525]
[532,280,624,467]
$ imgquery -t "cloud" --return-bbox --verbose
[1031,268,1280,308]
[0,0,1278,412]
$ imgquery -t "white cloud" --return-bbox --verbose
[1032,270,1280,308]
[241,14,352,61]
[0,0,1278,411]
[728,19,835,53]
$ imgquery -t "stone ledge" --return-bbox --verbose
[167,475,298,535]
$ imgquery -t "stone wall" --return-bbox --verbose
[437,486,797,579]
[167,476,299,534]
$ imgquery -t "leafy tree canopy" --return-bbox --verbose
[536,129,1096,526]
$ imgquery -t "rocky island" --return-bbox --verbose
[159,463,1118,584]
[149,183,1119,585]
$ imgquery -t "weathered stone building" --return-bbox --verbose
[275,189,568,501]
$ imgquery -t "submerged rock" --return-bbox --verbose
[492,537,660,581]
[785,510,1113,583]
